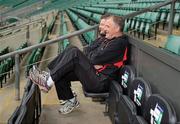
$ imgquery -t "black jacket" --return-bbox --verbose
[83,36,107,58]
[87,34,129,76]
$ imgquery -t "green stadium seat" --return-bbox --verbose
[0,47,9,56]
[62,22,70,49]
[124,20,130,32]
[166,12,180,28]
[71,8,102,23]
[26,13,56,75]
[91,13,101,23]
[165,35,180,55]
[59,13,70,52]
[0,41,28,88]
[66,9,95,44]
[91,4,120,9]
[83,7,105,14]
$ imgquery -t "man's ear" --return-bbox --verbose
[115,26,120,33]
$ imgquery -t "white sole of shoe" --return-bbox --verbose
[58,102,80,115]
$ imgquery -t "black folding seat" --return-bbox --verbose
[83,83,110,115]
[8,83,40,124]
[108,81,123,123]
[115,77,152,124]
[108,65,135,124]
[21,84,38,124]
[14,105,27,124]
[8,106,21,124]
[129,78,152,115]
[118,65,135,95]
[8,80,33,124]
[135,94,177,124]
[22,79,33,99]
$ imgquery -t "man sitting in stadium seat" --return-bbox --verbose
[83,14,109,57]
[29,15,128,114]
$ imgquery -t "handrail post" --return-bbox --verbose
[15,54,20,101]
[26,25,30,43]
[168,0,175,35]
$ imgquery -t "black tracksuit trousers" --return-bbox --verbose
[48,46,109,100]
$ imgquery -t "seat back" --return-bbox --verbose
[8,83,40,124]
[14,105,27,124]
[118,65,135,95]
[128,77,152,115]
[108,81,123,123]
[22,79,33,99]
[8,106,21,124]
[165,35,180,55]
[116,95,137,124]
[20,84,37,124]
[143,94,177,124]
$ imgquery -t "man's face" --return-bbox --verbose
[99,19,106,36]
[104,17,120,40]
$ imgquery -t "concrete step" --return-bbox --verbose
[39,82,111,124]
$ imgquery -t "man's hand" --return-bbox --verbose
[94,65,103,69]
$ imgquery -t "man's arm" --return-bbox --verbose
[89,36,128,65]
[83,37,102,56]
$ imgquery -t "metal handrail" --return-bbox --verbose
[124,0,177,19]
[0,0,177,100]
[0,0,177,61]
[0,25,98,61]
[0,18,44,30]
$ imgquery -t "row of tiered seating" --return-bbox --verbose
[0,42,28,88]
[0,47,9,63]
[58,13,70,53]
[26,15,56,75]
[70,8,101,23]
[0,0,27,8]
[74,6,159,38]
[8,79,41,124]
[66,9,95,44]
[74,1,180,39]
[0,0,41,13]
[72,6,157,38]
[108,65,178,124]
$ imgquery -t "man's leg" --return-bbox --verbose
[48,46,109,94]
[29,46,109,114]
[54,72,78,100]
[48,45,78,71]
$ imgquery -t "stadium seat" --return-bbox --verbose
[71,8,102,23]
[115,91,137,124]
[83,89,109,98]
[135,94,177,124]
[165,35,180,55]
[108,80,123,123]
[7,106,19,123]
[8,82,41,124]
[59,13,68,53]
[22,79,33,99]
[91,13,102,23]
[128,77,152,115]
[114,77,152,124]
[66,9,95,44]
[83,7,105,14]
[166,12,180,29]
[83,87,109,114]
[118,65,135,95]
[108,65,135,123]
[12,105,27,124]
